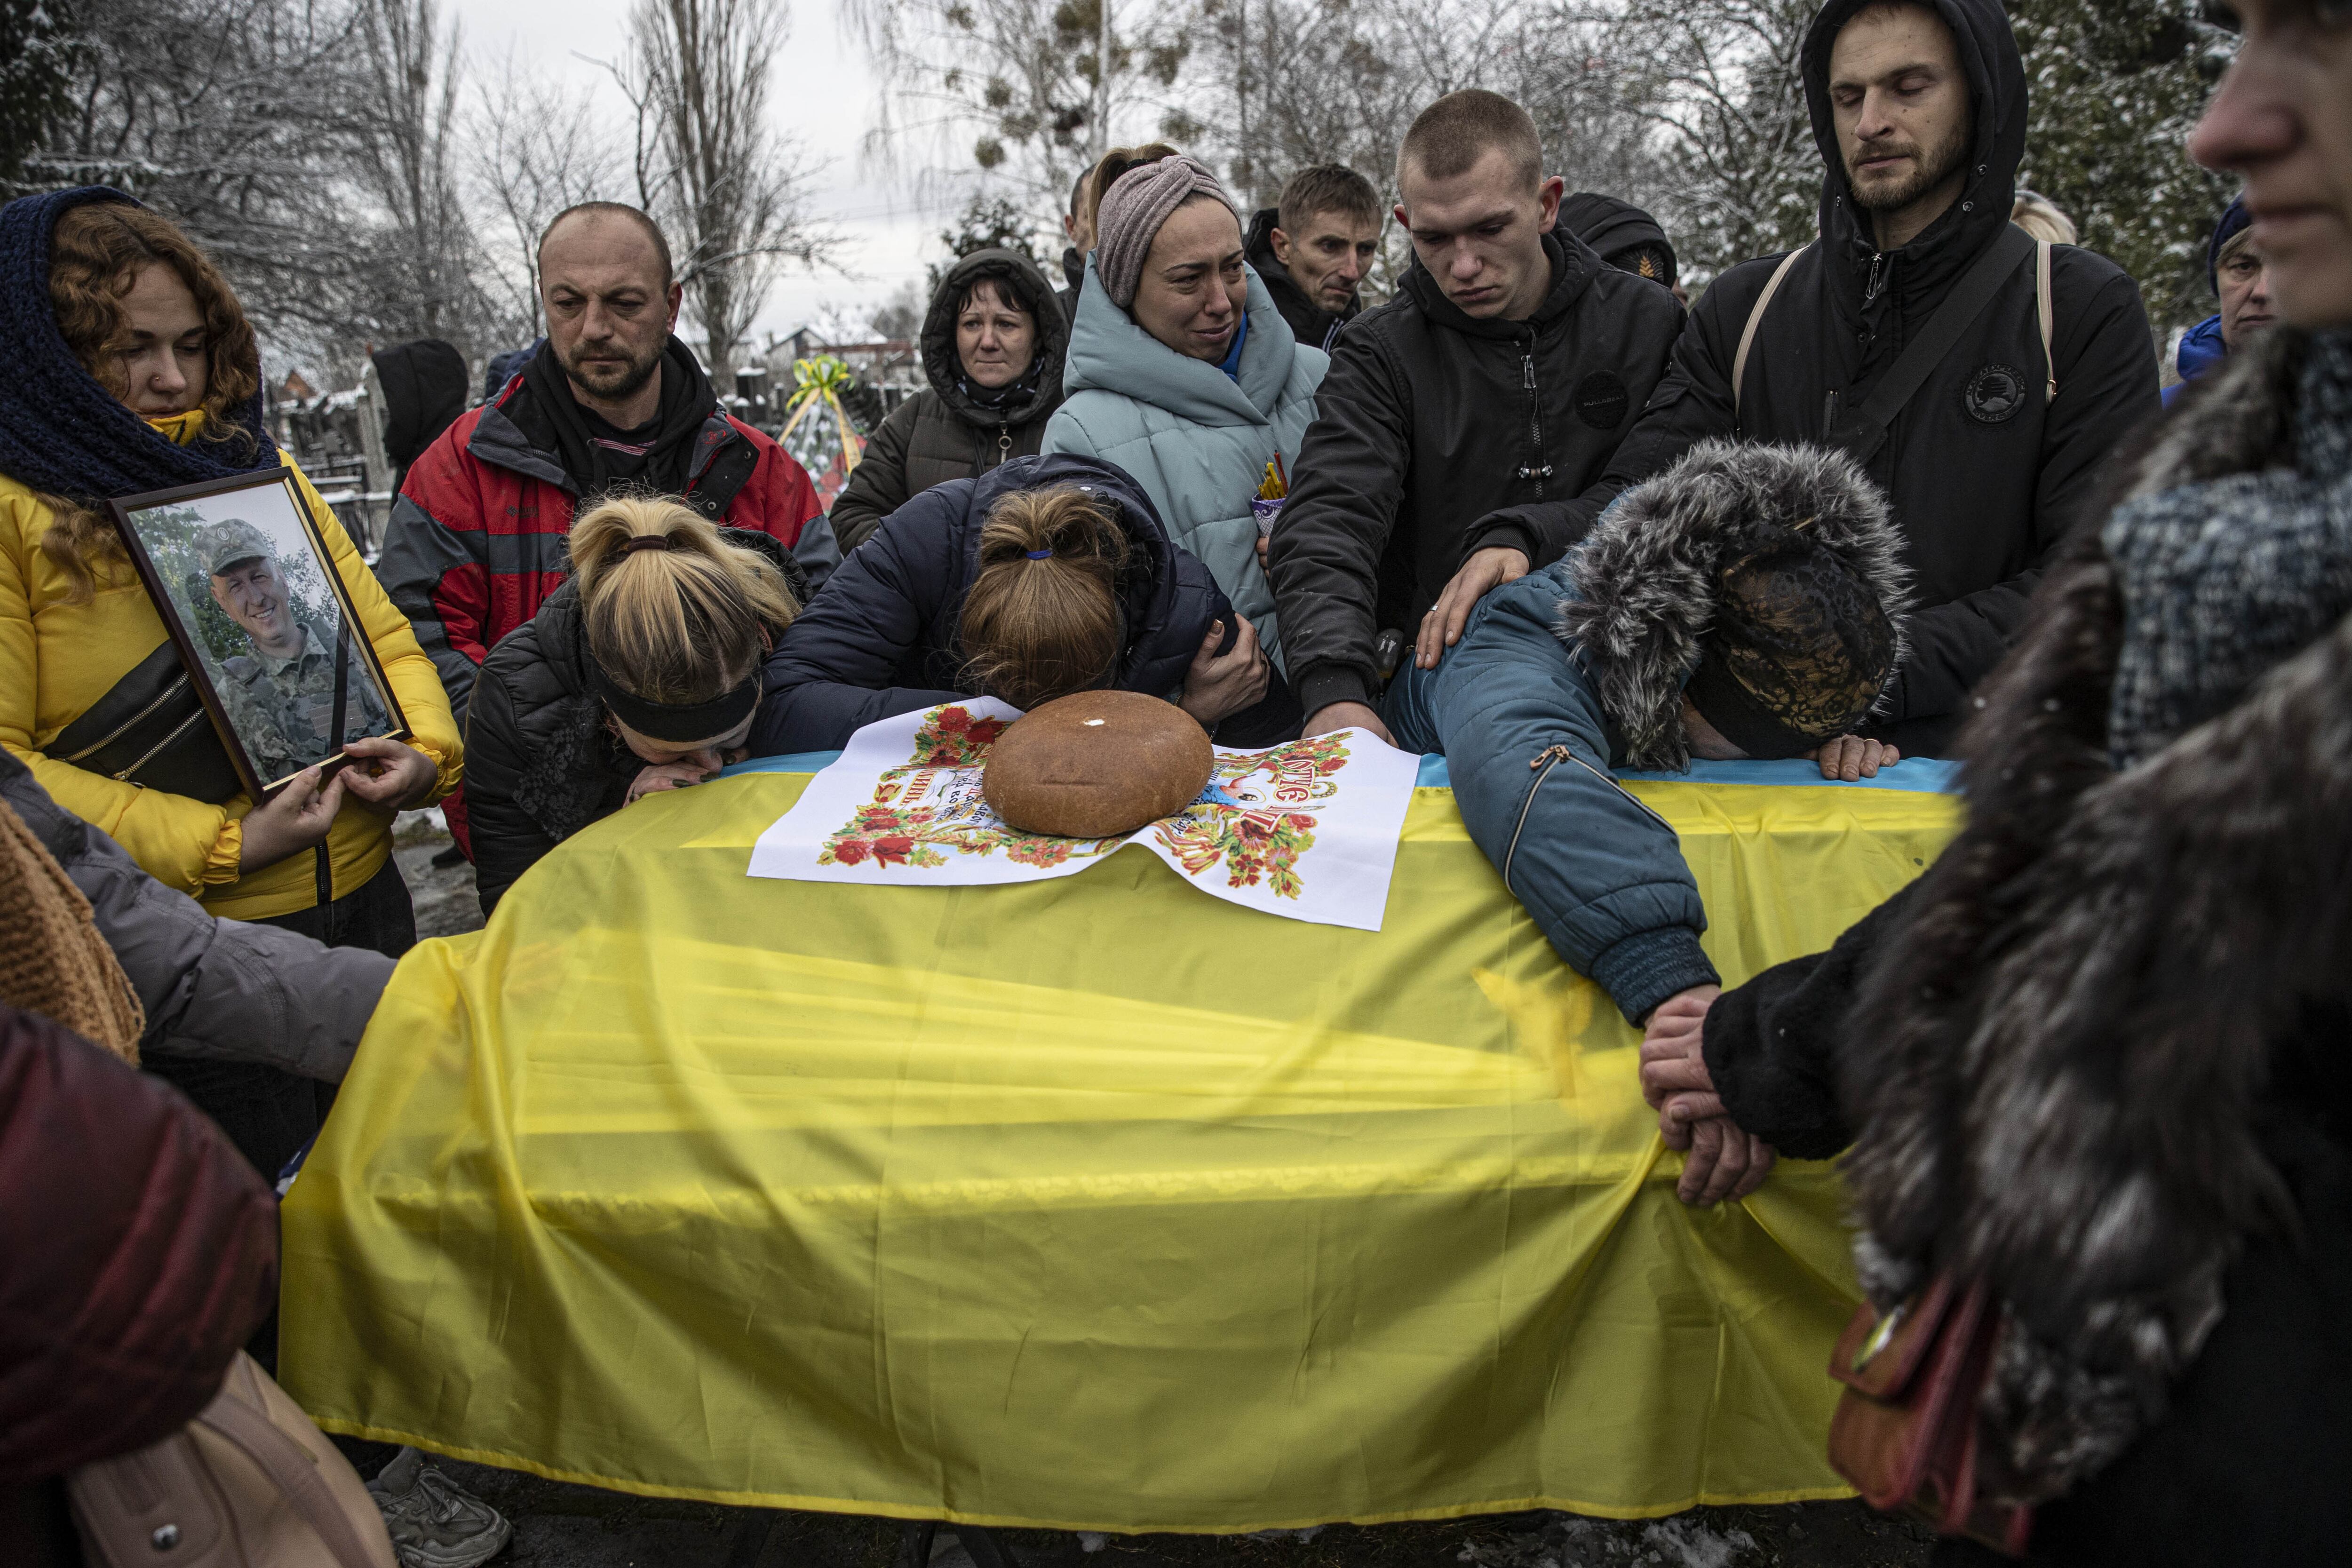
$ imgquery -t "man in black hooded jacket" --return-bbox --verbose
[1270,90,1684,740]
[1560,192,1683,303]
[1601,0,2159,756]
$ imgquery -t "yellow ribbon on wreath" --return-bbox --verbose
[778,354,865,476]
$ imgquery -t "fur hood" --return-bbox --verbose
[1840,326,2352,1504]
[1556,440,1911,768]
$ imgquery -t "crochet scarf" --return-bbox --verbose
[0,799,144,1063]
[0,186,280,506]
[2106,330,2352,767]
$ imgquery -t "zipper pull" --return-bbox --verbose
[1866,252,1888,303]
[998,425,1011,462]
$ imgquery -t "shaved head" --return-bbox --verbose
[538,203,673,290]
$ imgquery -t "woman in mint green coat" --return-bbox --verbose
[1043,155,1326,677]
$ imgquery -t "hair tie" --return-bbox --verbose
[1025,548,1053,560]
[621,534,675,556]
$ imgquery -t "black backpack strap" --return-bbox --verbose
[1828,223,2037,464]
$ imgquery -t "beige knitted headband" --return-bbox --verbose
[1092,155,1240,310]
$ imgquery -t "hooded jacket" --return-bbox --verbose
[828,249,1068,553]
[1384,442,1908,1026]
[1042,256,1327,670]
[0,753,392,1081]
[1271,228,1685,719]
[370,338,469,497]
[751,454,1255,756]
[1600,0,2159,757]
[1242,208,1363,351]
[463,531,806,916]
[1559,193,1679,291]
[2166,314,2229,406]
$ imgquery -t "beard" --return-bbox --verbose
[561,336,666,404]
[1847,119,1972,214]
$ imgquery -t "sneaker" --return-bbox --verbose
[365,1448,514,1568]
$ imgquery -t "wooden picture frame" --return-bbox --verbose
[107,467,410,800]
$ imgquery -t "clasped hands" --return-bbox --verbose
[1638,984,1777,1207]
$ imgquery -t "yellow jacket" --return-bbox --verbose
[0,414,462,920]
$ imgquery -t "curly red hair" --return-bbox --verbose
[38,203,262,600]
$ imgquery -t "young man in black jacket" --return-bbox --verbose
[1600,0,2160,756]
[1268,90,1684,742]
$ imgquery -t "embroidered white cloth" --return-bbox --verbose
[746,700,1421,931]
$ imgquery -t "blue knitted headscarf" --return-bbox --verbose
[0,186,279,504]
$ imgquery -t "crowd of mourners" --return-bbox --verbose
[3,0,2347,1564]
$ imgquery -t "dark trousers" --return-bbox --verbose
[139,854,416,1184]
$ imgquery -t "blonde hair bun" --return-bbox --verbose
[568,493,799,706]
[982,690,1212,839]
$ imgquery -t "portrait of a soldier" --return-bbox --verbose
[199,517,389,780]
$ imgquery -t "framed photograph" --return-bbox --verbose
[108,468,409,799]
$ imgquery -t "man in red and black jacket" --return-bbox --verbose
[378,202,833,856]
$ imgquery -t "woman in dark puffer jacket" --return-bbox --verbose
[826,248,1067,553]
[751,453,1295,755]
[463,498,803,915]
[1639,6,2352,1559]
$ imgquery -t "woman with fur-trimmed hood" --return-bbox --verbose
[1383,437,1907,1059]
[1641,9,2352,1557]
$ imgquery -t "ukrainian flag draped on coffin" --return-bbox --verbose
[278,765,1959,1530]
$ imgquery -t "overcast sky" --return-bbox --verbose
[470,0,975,347]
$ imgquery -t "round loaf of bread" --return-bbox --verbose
[983,690,1214,838]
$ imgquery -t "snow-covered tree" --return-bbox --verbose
[844,0,1192,212]
[0,0,78,183]
[1613,0,1816,288]
[469,53,626,336]
[348,0,507,356]
[2010,0,2234,330]
[1177,0,1661,215]
[622,0,835,385]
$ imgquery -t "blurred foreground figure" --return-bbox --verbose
[1658,3,2352,1558]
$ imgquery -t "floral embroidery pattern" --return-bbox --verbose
[908,704,1009,767]
[1152,733,1352,899]
[816,704,1116,870]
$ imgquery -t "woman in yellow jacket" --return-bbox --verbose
[0,188,461,1175]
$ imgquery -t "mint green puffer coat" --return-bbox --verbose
[1043,256,1327,670]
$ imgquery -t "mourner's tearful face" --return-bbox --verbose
[210,555,302,660]
[955,279,1039,390]
[1272,208,1381,314]
[1827,2,1973,247]
[117,263,209,419]
[1132,198,1248,363]
[539,210,683,414]
[1395,147,1565,322]
[2191,0,2352,330]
